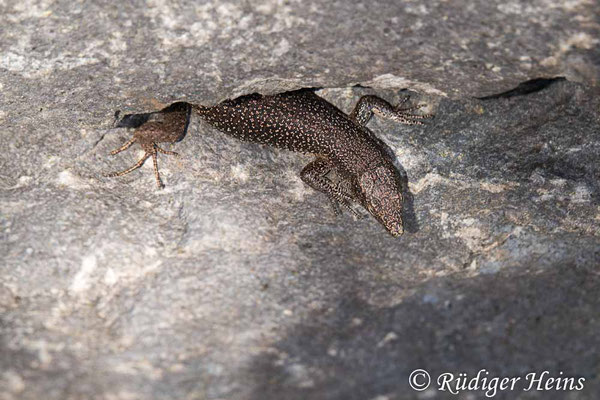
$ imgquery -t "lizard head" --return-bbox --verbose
[357,163,404,237]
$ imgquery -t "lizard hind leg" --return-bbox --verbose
[105,152,151,179]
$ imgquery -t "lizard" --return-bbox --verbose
[105,89,432,236]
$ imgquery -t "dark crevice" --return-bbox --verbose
[476,77,566,100]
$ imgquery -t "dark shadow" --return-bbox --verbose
[244,263,599,400]
[476,77,566,100]
[393,160,419,234]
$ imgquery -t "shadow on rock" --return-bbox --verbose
[246,263,600,400]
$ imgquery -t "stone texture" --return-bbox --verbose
[1,0,599,399]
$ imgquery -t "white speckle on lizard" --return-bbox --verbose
[106,90,433,236]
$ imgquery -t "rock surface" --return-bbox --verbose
[1,1,599,399]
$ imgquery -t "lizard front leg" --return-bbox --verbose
[105,102,191,188]
[300,157,362,217]
[349,94,433,126]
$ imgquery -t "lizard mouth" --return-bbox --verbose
[365,203,404,237]
[378,213,404,237]
[386,222,404,237]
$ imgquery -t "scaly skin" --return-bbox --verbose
[106,89,432,236]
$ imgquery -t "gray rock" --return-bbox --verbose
[1,1,599,399]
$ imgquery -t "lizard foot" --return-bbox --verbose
[105,142,179,189]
